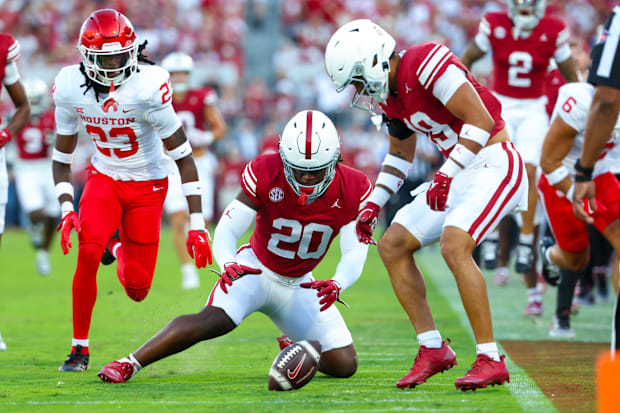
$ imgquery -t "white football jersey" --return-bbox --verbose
[552,82,620,177]
[53,64,182,181]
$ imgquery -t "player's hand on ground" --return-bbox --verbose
[356,202,380,245]
[572,181,595,224]
[186,230,213,268]
[219,262,262,293]
[300,279,342,311]
[56,211,81,255]
[426,171,452,211]
[0,128,11,149]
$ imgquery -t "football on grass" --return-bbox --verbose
[268,340,321,391]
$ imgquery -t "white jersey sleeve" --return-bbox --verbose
[432,64,468,105]
[52,67,80,136]
[552,83,593,132]
[143,69,182,139]
[3,61,19,86]
[474,17,492,53]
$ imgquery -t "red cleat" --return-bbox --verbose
[396,340,457,389]
[523,300,543,316]
[455,354,510,391]
[98,360,137,383]
[277,335,294,351]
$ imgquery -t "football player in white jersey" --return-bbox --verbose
[0,32,31,351]
[52,9,212,372]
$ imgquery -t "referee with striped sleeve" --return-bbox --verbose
[572,5,620,355]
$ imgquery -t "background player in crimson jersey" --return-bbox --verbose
[160,52,227,290]
[0,32,31,351]
[52,9,212,373]
[462,0,578,313]
[538,81,620,338]
[326,20,528,391]
[13,79,58,276]
[97,110,372,384]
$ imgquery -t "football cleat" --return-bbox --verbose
[98,359,137,383]
[538,237,560,286]
[494,267,510,287]
[523,300,543,316]
[480,240,498,270]
[515,242,533,274]
[455,354,509,391]
[36,249,51,276]
[0,331,6,351]
[549,317,576,339]
[101,230,120,265]
[58,345,89,372]
[396,340,457,389]
[277,335,294,351]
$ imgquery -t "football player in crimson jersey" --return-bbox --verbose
[52,9,212,373]
[0,32,31,352]
[13,79,58,276]
[538,81,620,338]
[160,52,227,290]
[325,20,529,391]
[97,110,372,384]
[461,0,578,308]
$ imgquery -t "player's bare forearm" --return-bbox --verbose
[539,117,577,175]
[461,42,486,70]
[4,81,30,136]
[580,86,620,167]
[52,161,73,204]
[557,57,579,83]
[205,106,227,141]
[176,155,202,214]
[445,83,493,153]
[383,135,416,178]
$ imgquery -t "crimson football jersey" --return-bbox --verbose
[241,153,372,277]
[0,33,19,105]
[477,12,570,99]
[171,87,217,132]
[15,109,55,160]
[380,43,505,158]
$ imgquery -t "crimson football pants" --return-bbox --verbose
[72,170,167,340]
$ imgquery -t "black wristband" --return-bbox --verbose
[574,158,593,182]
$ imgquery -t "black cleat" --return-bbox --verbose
[539,236,560,286]
[101,230,120,265]
[58,345,89,372]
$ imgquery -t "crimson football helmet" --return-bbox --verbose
[508,0,546,31]
[78,9,139,86]
[279,110,341,204]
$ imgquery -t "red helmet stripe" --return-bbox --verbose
[305,110,313,160]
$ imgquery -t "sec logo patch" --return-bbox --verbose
[269,187,284,202]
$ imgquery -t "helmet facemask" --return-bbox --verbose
[281,150,339,205]
[508,0,545,32]
[79,42,139,87]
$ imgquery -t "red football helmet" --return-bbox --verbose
[77,9,139,86]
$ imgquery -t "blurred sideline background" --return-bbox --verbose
[0,0,612,228]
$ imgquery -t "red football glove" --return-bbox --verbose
[300,279,342,312]
[186,230,213,268]
[56,211,81,255]
[217,262,262,293]
[0,128,11,149]
[426,172,452,211]
[356,202,380,245]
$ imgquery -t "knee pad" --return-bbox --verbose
[125,286,150,302]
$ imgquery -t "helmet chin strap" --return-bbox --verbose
[297,187,314,206]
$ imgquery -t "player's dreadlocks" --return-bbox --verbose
[79,40,155,102]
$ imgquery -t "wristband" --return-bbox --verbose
[168,141,192,160]
[460,123,491,146]
[61,201,74,218]
[375,173,404,193]
[383,154,412,176]
[566,184,575,201]
[190,212,206,231]
[449,143,476,169]
[366,186,391,208]
[545,165,569,185]
[438,158,462,178]
[182,181,202,196]
[55,181,74,199]
[574,158,593,182]
[52,148,74,164]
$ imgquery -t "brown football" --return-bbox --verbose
[268,340,321,391]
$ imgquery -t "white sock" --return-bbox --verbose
[111,242,121,259]
[486,231,499,242]
[519,233,534,245]
[476,342,500,361]
[417,330,443,348]
[527,287,541,302]
[72,338,89,348]
[545,248,553,265]
[128,353,143,370]
[181,262,198,277]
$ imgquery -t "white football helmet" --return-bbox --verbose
[508,0,546,31]
[162,52,194,92]
[325,19,396,115]
[23,78,48,116]
[279,110,341,204]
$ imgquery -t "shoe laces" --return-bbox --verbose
[467,355,492,374]
[117,361,135,377]
[65,346,87,365]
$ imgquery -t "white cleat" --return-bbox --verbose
[181,264,200,290]
[0,331,6,351]
[549,318,576,339]
[36,249,51,276]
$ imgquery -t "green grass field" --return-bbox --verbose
[0,228,613,412]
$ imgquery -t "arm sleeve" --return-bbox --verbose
[3,61,19,85]
[5,35,20,63]
[204,89,218,105]
[54,105,79,136]
[212,199,257,270]
[384,114,414,140]
[331,220,369,292]
[554,26,572,63]
[474,17,492,53]
[432,64,469,105]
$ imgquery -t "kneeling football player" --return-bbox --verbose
[98,110,373,383]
